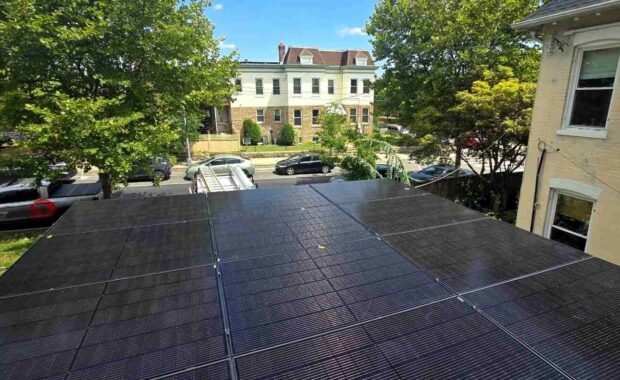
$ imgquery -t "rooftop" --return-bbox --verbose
[1,180,619,379]
[514,0,620,29]
[240,45,375,67]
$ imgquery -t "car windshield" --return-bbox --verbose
[287,156,301,162]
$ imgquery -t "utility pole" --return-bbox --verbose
[182,106,192,166]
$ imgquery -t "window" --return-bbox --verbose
[355,58,367,66]
[217,106,230,123]
[274,108,281,122]
[235,78,242,92]
[312,78,320,94]
[225,158,242,164]
[328,79,334,95]
[350,108,357,124]
[256,109,265,123]
[273,78,280,95]
[568,46,620,129]
[294,109,302,126]
[312,136,321,143]
[362,108,369,124]
[208,158,226,166]
[312,109,320,125]
[293,78,301,94]
[547,192,594,251]
[363,79,370,94]
[255,78,263,95]
[300,156,312,163]
[350,79,357,94]
[300,55,313,65]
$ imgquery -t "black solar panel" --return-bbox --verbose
[340,194,485,235]
[385,218,589,293]
[463,258,620,379]
[1,182,619,380]
[236,298,564,379]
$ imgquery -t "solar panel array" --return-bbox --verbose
[1,179,618,379]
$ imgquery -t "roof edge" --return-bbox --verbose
[513,0,620,30]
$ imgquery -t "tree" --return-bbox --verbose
[366,0,541,168]
[0,0,237,198]
[341,138,410,183]
[279,123,295,146]
[449,66,535,214]
[317,104,349,158]
[242,119,262,145]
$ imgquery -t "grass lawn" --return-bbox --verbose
[0,231,40,276]
[241,142,323,153]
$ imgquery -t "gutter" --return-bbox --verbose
[513,0,620,30]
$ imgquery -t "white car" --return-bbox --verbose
[185,155,255,179]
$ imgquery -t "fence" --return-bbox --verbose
[191,133,240,154]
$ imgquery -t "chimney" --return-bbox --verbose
[278,42,286,64]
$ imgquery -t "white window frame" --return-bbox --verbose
[350,79,358,94]
[355,58,367,66]
[544,189,596,252]
[255,78,264,96]
[561,41,620,138]
[256,109,265,123]
[272,78,281,95]
[363,79,371,94]
[328,79,335,95]
[274,108,281,122]
[312,78,320,95]
[293,78,302,95]
[300,55,313,65]
[362,108,369,124]
[349,108,357,124]
[293,109,302,127]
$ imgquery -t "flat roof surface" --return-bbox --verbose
[1,179,618,379]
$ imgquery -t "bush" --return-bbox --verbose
[279,123,295,146]
[242,119,262,145]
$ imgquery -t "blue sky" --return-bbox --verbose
[206,0,378,63]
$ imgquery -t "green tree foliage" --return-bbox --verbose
[341,138,409,183]
[366,0,540,165]
[0,0,237,198]
[317,104,349,157]
[279,123,295,146]
[449,66,536,213]
[242,119,262,145]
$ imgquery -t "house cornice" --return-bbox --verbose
[513,0,620,30]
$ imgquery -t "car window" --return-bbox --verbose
[226,158,242,164]
[300,156,311,163]
[311,155,320,161]
[209,159,226,166]
[0,189,39,204]
[422,167,438,174]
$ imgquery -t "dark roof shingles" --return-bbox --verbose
[521,0,619,23]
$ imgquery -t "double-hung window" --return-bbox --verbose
[255,78,263,95]
[350,79,358,94]
[547,192,594,251]
[312,78,320,94]
[274,108,281,122]
[294,109,302,126]
[363,79,370,94]
[567,46,620,130]
[293,78,301,94]
[350,108,357,124]
[273,78,280,95]
[235,79,242,92]
[312,109,320,125]
[328,79,334,95]
[362,108,369,124]
[256,109,265,123]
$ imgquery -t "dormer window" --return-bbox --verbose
[355,57,367,66]
[300,55,313,65]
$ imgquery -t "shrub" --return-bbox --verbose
[279,123,295,146]
[242,119,262,145]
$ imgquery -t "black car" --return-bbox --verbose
[376,163,406,179]
[127,157,172,181]
[408,163,474,183]
[275,154,333,175]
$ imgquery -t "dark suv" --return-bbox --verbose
[275,154,333,175]
[127,157,171,181]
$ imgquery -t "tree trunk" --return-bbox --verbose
[455,144,462,169]
[99,172,113,200]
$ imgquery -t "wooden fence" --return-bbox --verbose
[191,133,240,154]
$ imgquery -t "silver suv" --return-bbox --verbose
[185,155,255,179]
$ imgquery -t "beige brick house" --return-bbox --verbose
[515,0,620,265]
[214,43,375,143]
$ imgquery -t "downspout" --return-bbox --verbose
[530,144,547,232]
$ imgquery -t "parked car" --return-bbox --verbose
[376,163,405,179]
[127,157,171,181]
[382,123,410,135]
[0,178,101,224]
[185,155,254,179]
[408,164,474,183]
[275,154,333,175]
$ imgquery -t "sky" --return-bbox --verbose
[206,0,379,63]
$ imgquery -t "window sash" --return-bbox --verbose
[235,79,242,92]
[293,78,301,94]
[312,78,320,94]
[328,80,334,94]
[363,80,370,94]
[312,110,319,125]
[362,108,369,123]
[273,79,280,95]
[256,110,264,122]
[255,79,263,95]
[274,109,281,122]
[294,110,302,125]
[350,79,357,94]
[350,109,357,123]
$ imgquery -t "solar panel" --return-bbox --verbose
[385,218,588,293]
[1,181,619,380]
[340,194,485,235]
[463,258,620,379]
[235,298,564,379]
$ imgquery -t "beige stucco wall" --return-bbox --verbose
[516,13,620,265]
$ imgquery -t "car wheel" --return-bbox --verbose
[154,170,167,181]
[321,165,330,174]
[286,167,295,175]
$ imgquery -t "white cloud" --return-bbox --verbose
[337,26,366,37]
[212,3,223,10]
[220,42,236,49]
